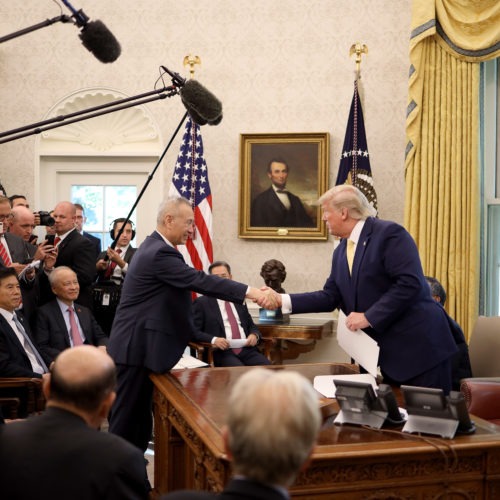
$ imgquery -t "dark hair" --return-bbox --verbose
[0,267,18,285]
[73,203,84,212]
[267,158,289,173]
[50,361,116,413]
[425,276,447,306]
[209,261,231,275]
[8,195,26,206]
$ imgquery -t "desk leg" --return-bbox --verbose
[153,388,189,495]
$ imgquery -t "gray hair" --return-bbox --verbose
[156,196,191,225]
[318,185,376,220]
[227,368,321,487]
[48,266,76,287]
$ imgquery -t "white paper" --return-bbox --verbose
[229,339,248,348]
[18,260,41,280]
[337,310,380,377]
[171,354,209,370]
[313,374,378,398]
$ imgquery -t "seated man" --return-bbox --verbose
[163,368,321,499]
[34,266,108,363]
[0,267,49,378]
[192,261,271,367]
[0,345,150,499]
[425,276,473,390]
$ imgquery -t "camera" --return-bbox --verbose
[35,211,55,227]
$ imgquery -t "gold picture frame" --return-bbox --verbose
[239,132,329,240]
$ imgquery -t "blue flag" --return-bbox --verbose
[336,80,378,213]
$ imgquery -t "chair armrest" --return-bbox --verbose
[0,377,45,415]
[189,342,215,367]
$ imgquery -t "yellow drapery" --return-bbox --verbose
[405,0,500,339]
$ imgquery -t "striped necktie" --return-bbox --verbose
[0,239,12,266]
[12,313,47,373]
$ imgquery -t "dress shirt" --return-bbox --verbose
[281,220,366,314]
[56,298,86,346]
[211,299,247,344]
[110,244,130,282]
[272,185,291,210]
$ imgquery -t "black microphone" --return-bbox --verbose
[62,0,121,63]
[160,66,223,126]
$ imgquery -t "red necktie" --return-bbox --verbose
[224,302,242,354]
[67,306,83,346]
[0,240,12,266]
[54,236,61,246]
[104,248,122,279]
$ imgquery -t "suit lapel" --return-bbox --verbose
[0,314,30,359]
[52,302,72,347]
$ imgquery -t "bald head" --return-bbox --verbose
[10,206,36,241]
[49,346,116,413]
[53,201,77,235]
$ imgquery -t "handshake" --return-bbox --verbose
[246,286,282,310]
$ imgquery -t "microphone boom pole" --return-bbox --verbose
[0,85,181,145]
[0,15,72,44]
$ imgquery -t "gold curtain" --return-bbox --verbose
[405,0,500,339]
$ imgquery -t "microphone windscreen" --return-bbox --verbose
[79,20,121,63]
[180,80,223,126]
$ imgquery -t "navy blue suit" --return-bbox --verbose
[108,231,247,452]
[192,296,270,367]
[290,218,457,391]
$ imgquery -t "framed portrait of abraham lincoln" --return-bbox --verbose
[239,132,329,240]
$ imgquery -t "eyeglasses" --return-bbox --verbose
[0,214,13,221]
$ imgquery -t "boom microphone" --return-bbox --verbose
[179,80,223,126]
[62,0,121,63]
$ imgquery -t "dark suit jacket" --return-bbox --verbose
[0,311,48,378]
[39,229,96,308]
[108,231,247,373]
[251,187,314,227]
[83,231,102,259]
[2,233,40,322]
[96,245,137,283]
[0,406,149,500]
[290,217,458,382]
[162,478,287,500]
[34,300,108,362]
[192,295,261,343]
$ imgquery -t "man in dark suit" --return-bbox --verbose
[251,159,314,227]
[39,201,96,308]
[34,266,108,363]
[162,368,321,500]
[107,197,275,453]
[0,345,150,500]
[75,203,101,259]
[192,261,271,367]
[94,218,137,335]
[0,268,49,378]
[260,185,458,394]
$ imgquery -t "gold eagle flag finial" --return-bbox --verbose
[349,43,368,80]
[183,54,201,79]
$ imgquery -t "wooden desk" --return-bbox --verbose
[151,363,500,499]
[255,317,334,363]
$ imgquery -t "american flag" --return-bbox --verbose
[336,79,378,213]
[169,117,213,271]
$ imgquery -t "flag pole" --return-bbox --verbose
[183,54,201,79]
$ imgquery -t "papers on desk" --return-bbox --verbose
[337,311,379,377]
[171,354,209,370]
[313,373,378,398]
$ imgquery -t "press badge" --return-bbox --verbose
[102,293,110,306]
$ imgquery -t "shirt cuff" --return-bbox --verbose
[281,294,292,314]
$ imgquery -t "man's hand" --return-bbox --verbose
[213,337,230,350]
[107,247,125,267]
[246,333,258,347]
[345,312,369,331]
[43,246,58,270]
[34,241,54,261]
[256,287,282,310]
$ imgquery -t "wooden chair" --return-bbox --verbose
[189,338,274,367]
[0,378,45,419]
